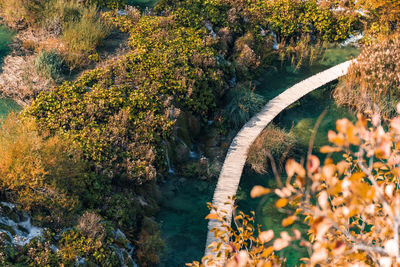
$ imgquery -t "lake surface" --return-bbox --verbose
[157,45,360,266]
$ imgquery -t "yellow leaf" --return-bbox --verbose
[250,186,271,198]
[275,198,288,208]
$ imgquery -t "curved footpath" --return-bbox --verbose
[205,59,355,263]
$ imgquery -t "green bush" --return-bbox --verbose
[87,0,127,8]
[34,49,64,81]
[258,0,359,42]
[224,84,266,129]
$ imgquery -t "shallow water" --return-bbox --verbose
[0,25,13,63]
[157,45,360,266]
[235,46,359,265]
[157,176,216,266]
[129,0,159,8]
[256,46,360,101]
[237,84,355,266]
[0,25,21,116]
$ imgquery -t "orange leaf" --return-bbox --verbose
[261,246,274,258]
[307,155,320,174]
[205,213,222,221]
[250,186,271,198]
[259,230,274,243]
[282,216,296,227]
[275,198,288,208]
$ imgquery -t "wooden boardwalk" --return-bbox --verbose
[205,60,355,263]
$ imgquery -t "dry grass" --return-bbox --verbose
[0,55,54,105]
[279,35,328,70]
[334,34,400,119]
[247,124,298,174]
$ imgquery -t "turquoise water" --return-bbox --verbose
[129,0,159,8]
[157,46,360,266]
[0,25,13,64]
[256,46,360,101]
[236,84,355,266]
[236,46,359,265]
[157,177,216,266]
[0,25,21,116]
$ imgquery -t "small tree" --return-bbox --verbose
[192,107,400,266]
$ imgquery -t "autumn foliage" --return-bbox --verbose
[334,34,400,119]
[194,107,400,266]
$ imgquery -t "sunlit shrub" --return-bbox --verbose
[58,220,119,265]
[334,34,400,119]
[0,0,46,26]
[0,114,108,228]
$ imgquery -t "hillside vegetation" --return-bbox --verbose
[0,0,398,266]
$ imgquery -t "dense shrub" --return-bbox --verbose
[156,0,360,43]
[34,49,64,81]
[247,124,299,174]
[334,34,400,119]
[0,114,109,228]
[254,0,360,42]
[58,214,120,266]
[356,0,400,36]
[27,14,225,182]
[86,0,128,8]
[136,217,164,267]
[224,84,265,129]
